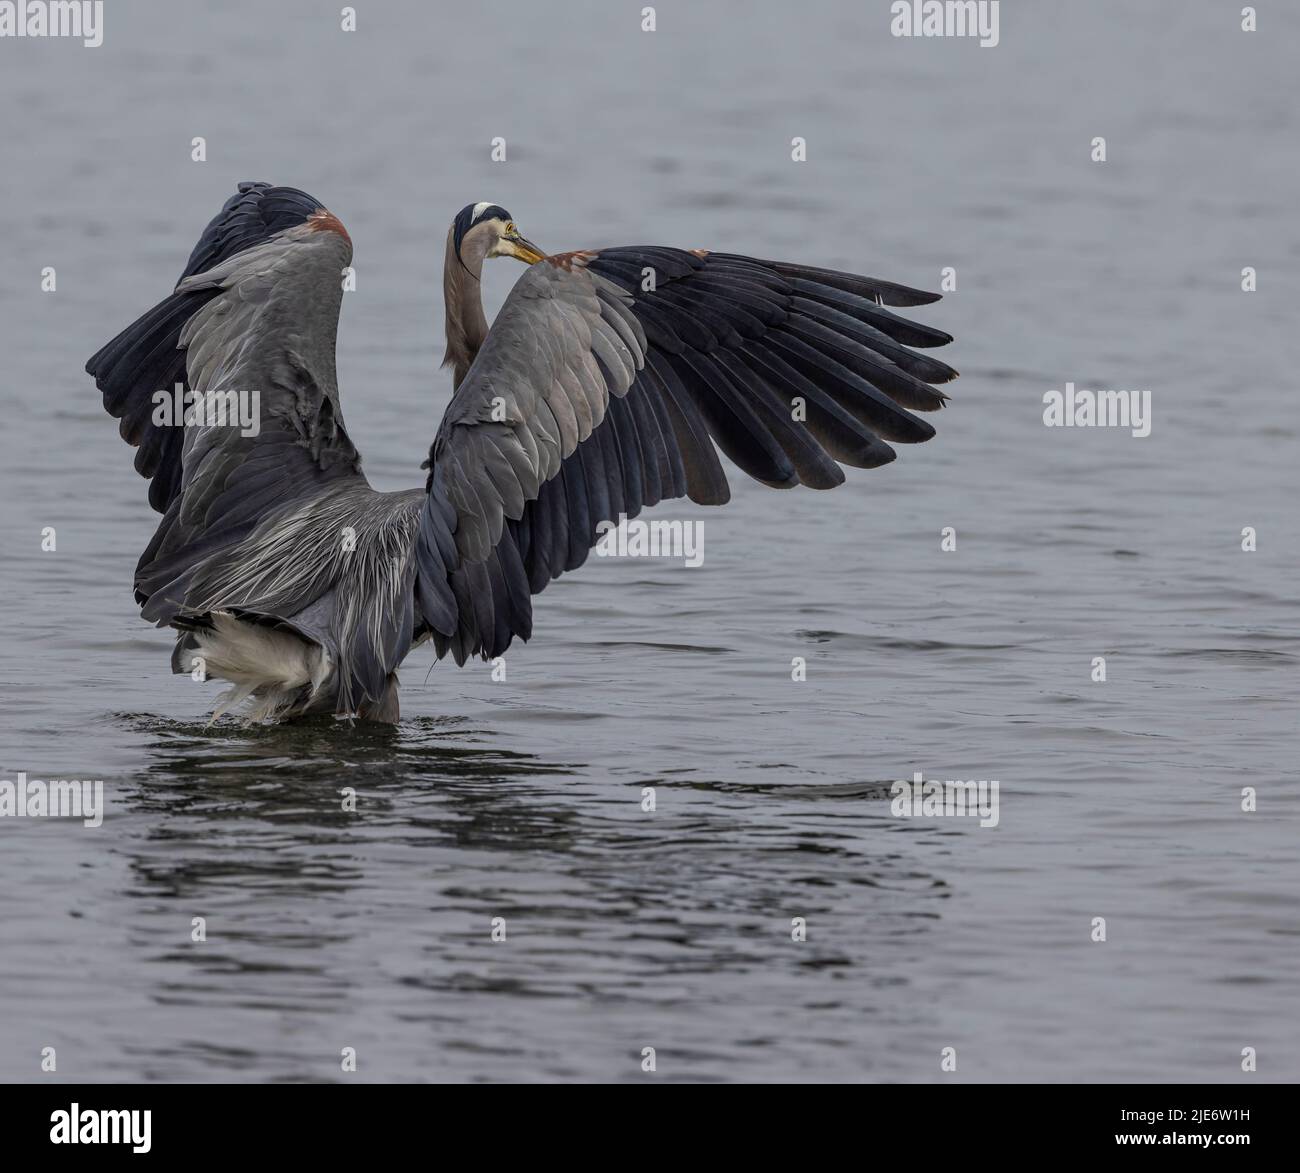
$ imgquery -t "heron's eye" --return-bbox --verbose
[504,222,516,236]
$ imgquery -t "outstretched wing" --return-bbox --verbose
[415,245,956,664]
[88,183,356,513]
[87,183,417,714]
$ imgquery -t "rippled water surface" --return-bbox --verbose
[1,0,1297,1081]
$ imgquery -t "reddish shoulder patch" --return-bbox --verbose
[545,249,598,272]
[689,248,710,258]
[307,208,351,245]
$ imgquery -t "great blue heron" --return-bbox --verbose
[87,182,957,723]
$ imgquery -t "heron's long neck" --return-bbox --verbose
[442,233,488,391]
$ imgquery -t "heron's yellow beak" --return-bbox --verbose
[502,234,546,265]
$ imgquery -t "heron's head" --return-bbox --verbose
[451,202,545,273]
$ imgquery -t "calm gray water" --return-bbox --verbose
[1,0,1297,1082]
